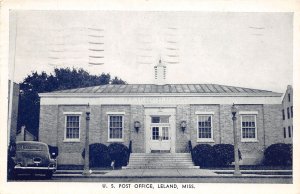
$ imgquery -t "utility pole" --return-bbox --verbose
[231,104,242,176]
[82,105,91,176]
[7,12,18,147]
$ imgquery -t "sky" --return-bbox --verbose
[9,11,293,93]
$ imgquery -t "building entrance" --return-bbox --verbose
[145,107,176,153]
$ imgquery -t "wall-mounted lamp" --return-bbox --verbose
[180,121,187,133]
[134,121,141,132]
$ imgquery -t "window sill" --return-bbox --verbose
[197,139,214,143]
[107,139,124,143]
[241,139,259,143]
[63,139,80,143]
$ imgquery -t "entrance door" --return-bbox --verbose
[145,107,176,153]
[150,126,171,151]
[149,116,171,152]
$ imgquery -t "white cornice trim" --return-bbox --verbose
[40,95,282,105]
[63,112,82,115]
[39,92,282,98]
[106,112,126,115]
[195,111,215,115]
[239,111,259,115]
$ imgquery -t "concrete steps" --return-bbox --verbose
[124,153,199,169]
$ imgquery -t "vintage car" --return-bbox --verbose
[13,141,57,178]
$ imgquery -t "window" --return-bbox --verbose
[162,127,169,140]
[282,109,285,120]
[287,107,290,119]
[197,115,213,141]
[65,115,80,141]
[241,115,257,141]
[151,116,169,123]
[288,126,291,138]
[108,115,123,140]
[283,127,286,138]
[288,93,291,102]
[291,106,293,118]
[152,127,159,140]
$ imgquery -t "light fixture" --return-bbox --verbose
[231,103,237,117]
[134,121,141,132]
[180,121,187,133]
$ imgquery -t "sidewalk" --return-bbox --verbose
[53,169,293,179]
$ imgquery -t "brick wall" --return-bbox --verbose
[130,105,145,153]
[178,104,282,165]
[56,105,87,165]
[190,104,221,145]
[264,104,284,146]
[282,86,293,143]
[39,105,59,146]
[39,102,282,165]
[99,105,130,146]
[175,105,191,153]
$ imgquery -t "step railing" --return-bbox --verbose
[188,140,194,164]
[127,140,132,165]
[188,140,193,153]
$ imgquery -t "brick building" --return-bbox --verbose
[282,85,293,143]
[39,61,283,166]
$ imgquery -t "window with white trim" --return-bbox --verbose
[241,115,257,141]
[65,115,80,141]
[197,115,213,141]
[108,115,123,140]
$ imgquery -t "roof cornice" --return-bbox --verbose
[39,92,283,98]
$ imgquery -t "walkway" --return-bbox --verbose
[104,169,217,177]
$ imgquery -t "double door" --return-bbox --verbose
[150,125,171,152]
[145,108,176,153]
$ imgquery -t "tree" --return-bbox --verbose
[17,67,126,138]
[111,76,127,85]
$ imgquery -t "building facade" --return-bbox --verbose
[282,85,293,143]
[39,84,283,166]
[38,60,285,166]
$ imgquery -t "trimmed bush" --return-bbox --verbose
[264,143,292,166]
[213,144,242,166]
[82,143,111,167]
[191,144,215,167]
[108,143,130,168]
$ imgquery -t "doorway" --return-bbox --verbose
[145,108,176,153]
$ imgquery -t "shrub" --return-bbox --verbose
[82,143,111,167]
[191,144,215,167]
[264,143,292,166]
[213,144,242,166]
[108,143,130,168]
